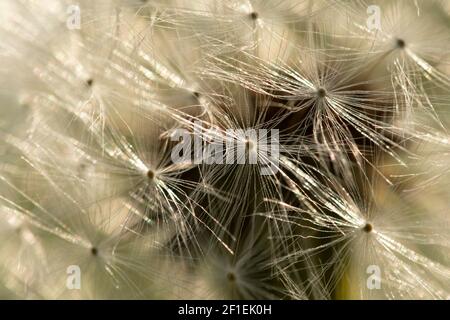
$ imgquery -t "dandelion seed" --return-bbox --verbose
[86,78,94,87]
[249,12,259,20]
[316,87,327,98]
[362,223,373,233]
[395,38,406,50]
[90,247,98,256]
[146,170,155,181]
[226,272,236,282]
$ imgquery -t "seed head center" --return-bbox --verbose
[396,38,406,49]
[249,12,258,20]
[363,223,373,233]
[86,78,94,87]
[91,247,98,256]
[227,272,236,282]
[317,87,327,98]
[246,139,255,150]
[147,170,155,181]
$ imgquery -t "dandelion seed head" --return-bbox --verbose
[0,0,449,300]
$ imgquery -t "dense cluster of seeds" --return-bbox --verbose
[0,0,449,299]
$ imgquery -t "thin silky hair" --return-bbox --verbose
[0,0,449,299]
